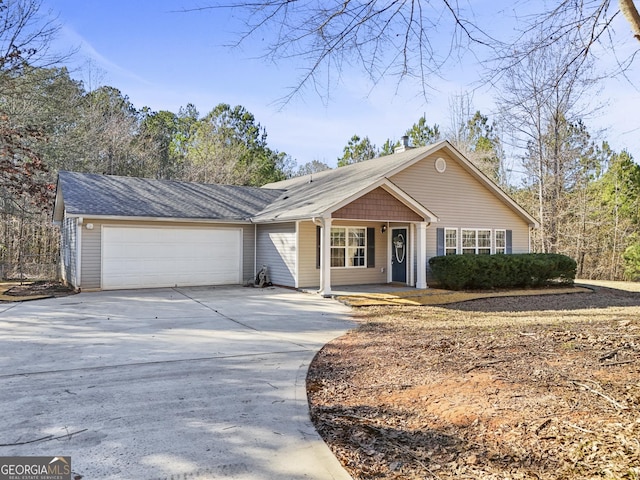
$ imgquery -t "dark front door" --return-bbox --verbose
[391,228,407,283]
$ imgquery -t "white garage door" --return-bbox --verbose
[102,226,242,290]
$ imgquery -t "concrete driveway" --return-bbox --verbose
[0,286,354,479]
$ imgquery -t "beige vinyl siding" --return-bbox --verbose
[391,152,531,259]
[82,221,101,290]
[60,215,78,288]
[79,219,254,290]
[242,224,256,282]
[298,220,388,288]
[298,221,320,288]
[256,223,296,287]
[242,225,255,283]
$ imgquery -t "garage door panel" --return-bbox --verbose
[102,227,242,290]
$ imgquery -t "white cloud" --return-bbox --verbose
[58,24,152,86]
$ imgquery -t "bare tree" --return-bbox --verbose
[0,0,64,76]
[447,93,506,185]
[619,0,640,40]
[0,0,69,200]
[496,29,599,253]
[190,1,639,103]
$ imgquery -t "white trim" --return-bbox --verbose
[100,224,243,290]
[100,224,104,290]
[64,213,250,225]
[416,222,427,289]
[52,186,65,223]
[494,229,507,254]
[76,217,82,289]
[461,228,493,255]
[294,220,300,288]
[254,223,257,280]
[409,224,415,286]
[329,226,368,269]
[445,227,458,255]
[390,226,409,284]
[386,226,392,283]
[320,217,332,297]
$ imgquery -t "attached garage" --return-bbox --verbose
[101,226,242,290]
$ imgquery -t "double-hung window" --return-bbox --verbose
[462,229,492,255]
[495,230,506,254]
[331,227,366,267]
[445,228,458,255]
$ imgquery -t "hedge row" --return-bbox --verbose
[428,253,577,290]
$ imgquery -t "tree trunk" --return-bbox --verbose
[620,0,640,40]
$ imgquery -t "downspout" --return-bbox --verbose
[254,223,257,280]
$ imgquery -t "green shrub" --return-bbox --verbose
[622,243,640,281]
[428,253,576,290]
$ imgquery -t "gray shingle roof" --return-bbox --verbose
[254,144,437,222]
[57,171,284,221]
[55,140,537,226]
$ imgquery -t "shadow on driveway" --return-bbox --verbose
[0,286,354,480]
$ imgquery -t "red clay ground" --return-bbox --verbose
[308,284,640,479]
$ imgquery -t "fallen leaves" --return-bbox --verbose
[308,286,640,479]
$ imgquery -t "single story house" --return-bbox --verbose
[53,140,538,295]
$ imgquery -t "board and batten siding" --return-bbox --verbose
[256,222,296,287]
[390,151,532,260]
[78,219,254,290]
[60,215,79,288]
[297,219,388,288]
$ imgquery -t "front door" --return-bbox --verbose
[391,228,407,283]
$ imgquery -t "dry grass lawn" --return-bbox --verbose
[308,282,640,479]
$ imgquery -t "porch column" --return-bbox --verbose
[416,222,428,289]
[320,217,332,297]
[409,224,415,286]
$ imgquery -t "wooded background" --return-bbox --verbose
[2,0,640,282]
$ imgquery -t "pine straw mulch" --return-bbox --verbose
[336,285,591,307]
[308,284,640,479]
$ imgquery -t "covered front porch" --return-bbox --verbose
[309,182,438,297]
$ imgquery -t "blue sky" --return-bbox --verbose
[43,0,640,172]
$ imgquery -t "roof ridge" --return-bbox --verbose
[262,143,439,190]
[59,170,281,192]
